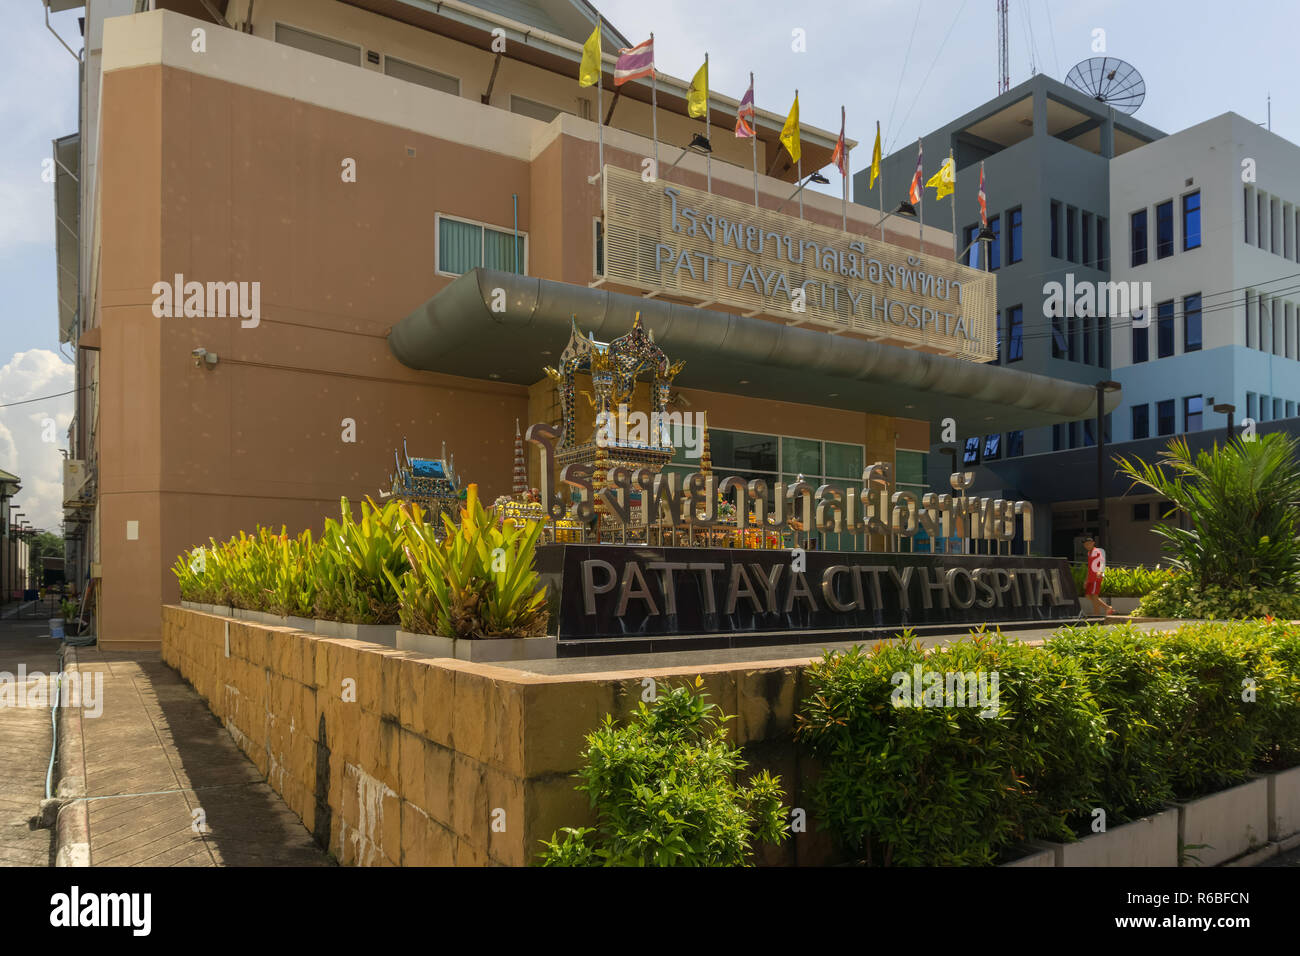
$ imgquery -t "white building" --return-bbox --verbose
[1108,112,1300,441]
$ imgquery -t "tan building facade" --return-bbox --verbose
[60,0,1105,647]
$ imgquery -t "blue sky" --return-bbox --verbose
[1,0,1298,528]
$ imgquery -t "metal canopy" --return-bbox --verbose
[388,268,1119,431]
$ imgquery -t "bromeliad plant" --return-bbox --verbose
[384,484,548,639]
[314,497,409,624]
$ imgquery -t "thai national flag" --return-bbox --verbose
[736,80,756,138]
[908,140,923,204]
[614,37,655,86]
[978,162,988,227]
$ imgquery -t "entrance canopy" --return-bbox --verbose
[389,269,1118,431]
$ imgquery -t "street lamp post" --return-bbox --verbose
[1213,402,1236,442]
[1095,381,1121,548]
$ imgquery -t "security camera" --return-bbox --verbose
[192,347,218,368]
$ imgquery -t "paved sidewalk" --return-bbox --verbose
[0,615,59,867]
[65,647,331,867]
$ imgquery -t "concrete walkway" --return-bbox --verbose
[62,647,332,867]
[0,616,58,867]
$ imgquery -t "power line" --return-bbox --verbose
[890,0,972,158]
[883,0,925,155]
[0,387,82,409]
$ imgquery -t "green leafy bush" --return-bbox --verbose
[313,497,408,624]
[796,631,1106,865]
[1137,572,1300,620]
[1069,563,1172,598]
[536,683,789,866]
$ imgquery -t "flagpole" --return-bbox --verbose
[750,72,759,208]
[704,52,711,194]
[917,139,924,251]
[840,105,848,233]
[795,89,802,220]
[877,121,884,240]
[949,148,957,261]
[650,33,659,178]
[595,17,604,182]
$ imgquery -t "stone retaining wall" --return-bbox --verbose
[161,606,836,866]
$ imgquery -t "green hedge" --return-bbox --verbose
[1069,563,1172,598]
[797,620,1300,866]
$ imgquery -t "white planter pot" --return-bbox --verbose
[181,600,199,610]
[313,619,398,646]
[396,629,556,663]
[1044,807,1178,867]
[1267,764,1300,842]
[285,616,315,633]
[213,605,233,618]
[999,843,1056,867]
[1177,777,1269,866]
[1108,596,1141,614]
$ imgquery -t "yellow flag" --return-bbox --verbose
[687,60,708,118]
[780,94,800,164]
[579,24,601,88]
[869,121,882,189]
[926,156,955,199]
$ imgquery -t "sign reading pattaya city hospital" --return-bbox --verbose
[601,165,997,361]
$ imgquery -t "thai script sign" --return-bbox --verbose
[601,165,997,361]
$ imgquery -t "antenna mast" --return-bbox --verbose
[997,0,1009,94]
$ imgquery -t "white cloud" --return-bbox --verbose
[0,349,75,534]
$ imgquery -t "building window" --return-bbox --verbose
[1008,208,1023,264]
[1068,315,1078,363]
[274,23,363,65]
[593,219,604,276]
[1083,418,1096,447]
[1132,320,1149,363]
[1156,200,1174,258]
[385,55,460,95]
[1131,209,1148,266]
[436,214,527,276]
[1157,300,1175,358]
[983,433,1001,461]
[1097,216,1108,270]
[963,224,980,268]
[1082,213,1092,266]
[1068,421,1080,448]
[1084,316,1094,365]
[1131,404,1149,440]
[994,312,1001,363]
[1050,201,1061,258]
[1053,424,1063,451]
[1133,502,1151,521]
[1247,392,1256,421]
[989,216,1001,271]
[1184,395,1203,432]
[1052,315,1067,359]
[1006,430,1024,457]
[1182,191,1201,250]
[1007,305,1023,362]
[1157,399,1175,436]
[1184,293,1202,352]
[1066,206,1077,262]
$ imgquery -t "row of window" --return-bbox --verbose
[1052,415,1113,451]
[1243,291,1300,359]
[1050,201,1108,269]
[1131,397,1202,439]
[1246,393,1297,423]
[1130,293,1202,362]
[1050,314,1111,366]
[1130,190,1201,267]
[1243,186,1300,262]
[961,208,1023,271]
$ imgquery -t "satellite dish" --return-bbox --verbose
[1064,57,1145,114]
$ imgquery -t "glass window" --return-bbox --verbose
[1084,316,1094,365]
[895,451,927,487]
[1083,419,1096,447]
[1132,321,1149,363]
[1050,201,1061,258]
[1183,191,1201,250]
[1131,404,1149,440]
[989,216,1001,271]
[1157,300,1174,358]
[1007,305,1023,362]
[275,23,362,65]
[1184,293,1202,352]
[1131,209,1148,266]
[1052,315,1067,359]
[962,437,981,465]
[484,229,525,273]
[438,216,526,275]
[1052,424,1063,451]
[824,443,863,479]
[1184,395,1203,432]
[1006,430,1023,457]
[1097,217,1108,270]
[1082,213,1092,266]
[963,224,978,267]
[1008,208,1023,263]
[1068,421,1080,449]
[386,56,459,95]
[983,433,1001,460]
[1157,399,1175,436]
[1068,316,1078,363]
[1066,206,1077,262]
[1247,392,1256,421]
[994,312,1001,364]
[781,437,821,477]
[1132,502,1150,521]
[711,430,777,472]
[1156,200,1174,258]
[594,220,604,276]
